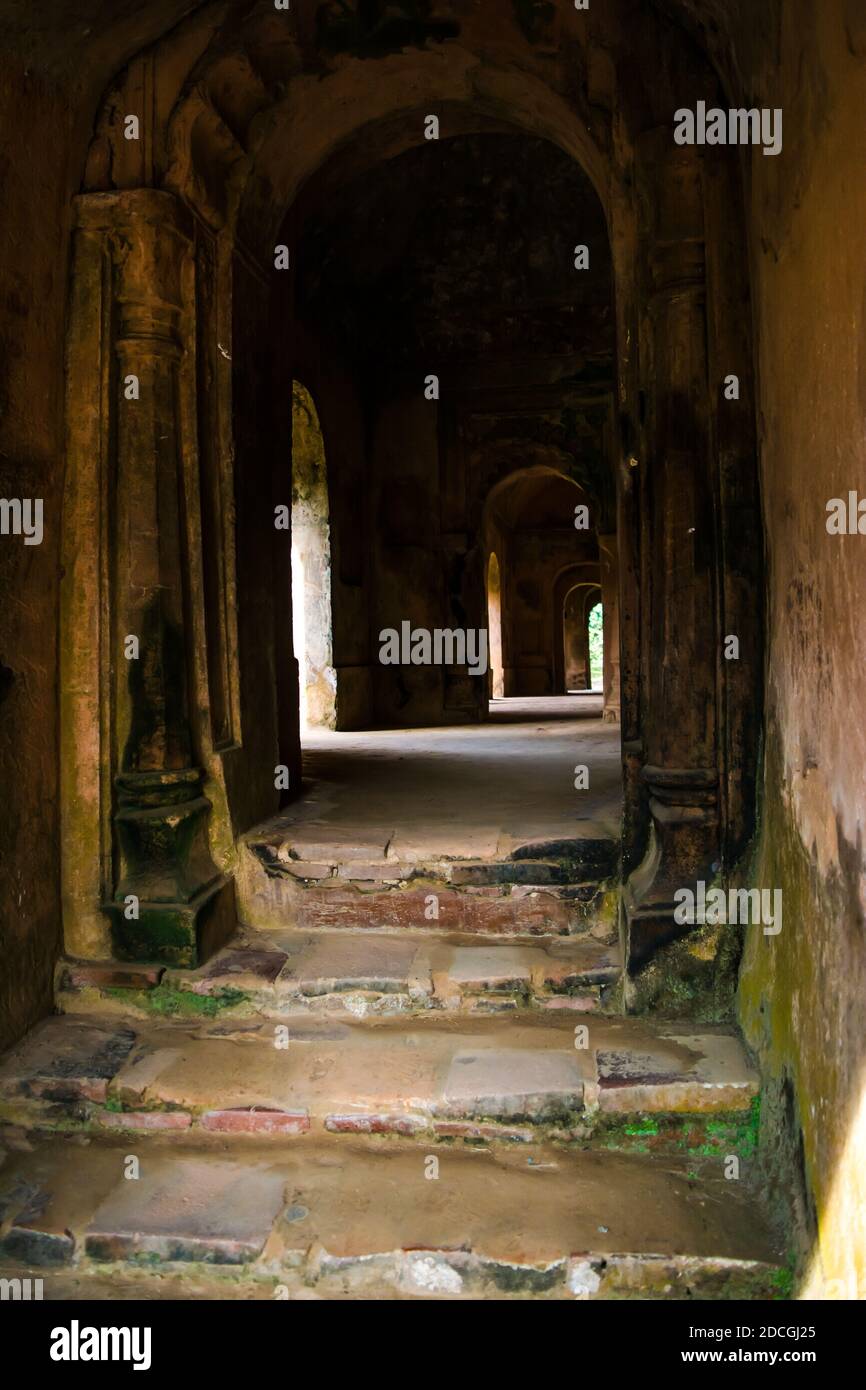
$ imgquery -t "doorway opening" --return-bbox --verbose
[487,551,504,699]
[562,583,602,693]
[290,382,336,731]
[588,600,604,691]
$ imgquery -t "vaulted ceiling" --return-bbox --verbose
[0,2,765,116]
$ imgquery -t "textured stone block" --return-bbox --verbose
[441,1049,586,1119]
[0,1018,136,1104]
[85,1157,287,1264]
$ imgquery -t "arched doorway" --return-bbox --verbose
[484,468,603,699]
[588,599,604,690]
[291,382,336,730]
[553,566,603,695]
[486,552,504,699]
[561,582,601,693]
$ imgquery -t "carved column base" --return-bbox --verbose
[623,764,719,971]
[104,769,236,966]
[105,876,235,969]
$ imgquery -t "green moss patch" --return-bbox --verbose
[105,983,248,1019]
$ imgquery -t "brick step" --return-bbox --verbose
[0,1133,783,1300]
[236,825,618,937]
[0,1010,759,1146]
[57,928,622,1019]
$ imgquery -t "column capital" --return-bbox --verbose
[74,189,193,348]
[73,187,194,240]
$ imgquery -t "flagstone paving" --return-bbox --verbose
[0,1009,759,1138]
[0,1133,782,1299]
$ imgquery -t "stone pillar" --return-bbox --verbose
[80,190,234,966]
[624,144,720,971]
[598,534,621,721]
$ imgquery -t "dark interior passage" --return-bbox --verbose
[1,0,864,1306]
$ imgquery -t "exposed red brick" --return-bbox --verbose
[200,1107,309,1134]
[60,962,164,991]
[292,887,575,935]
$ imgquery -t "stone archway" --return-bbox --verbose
[560,581,602,694]
[562,586,590,692]
[483,467,603,699]
[552,567,603,695]
[9,0,866,1308]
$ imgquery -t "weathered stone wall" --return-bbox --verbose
[219,252,289,836]
[0,0,221,1042]
[0,63,71,1049]
[735,0,866,1299]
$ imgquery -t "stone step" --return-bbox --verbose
[237,823,618,936]
[57,928,622,1019]
[0,1133,783,1299]
[0,1010,759,1146]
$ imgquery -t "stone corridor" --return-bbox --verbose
[239,695,621,934]
[0,693,781,1299]
[273,697,621,860]
[1,691,784,1299]
[2,0,866,1310]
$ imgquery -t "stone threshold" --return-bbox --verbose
[0,1011,759,1143]
[0,1135,783,1300]
[237,819,619,936]
[56,927,622,1021]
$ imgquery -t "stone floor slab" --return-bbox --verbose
[85,1155,287,1264]
[597,1025,760,1114]
[1,1011,760,1134]
[0,1139,124,1266]
[110,1047,184,1106]
[1,1133,781,1295]
[437,945,537,988]
[442,1048,586,1119]
[239,699,621,897]
[0,1018,136,1104]
[278,932,423,996]
[232,927,621,1007]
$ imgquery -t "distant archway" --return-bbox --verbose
[483,468,597,697]
[553,566,601,693]
[562,582,601,692]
